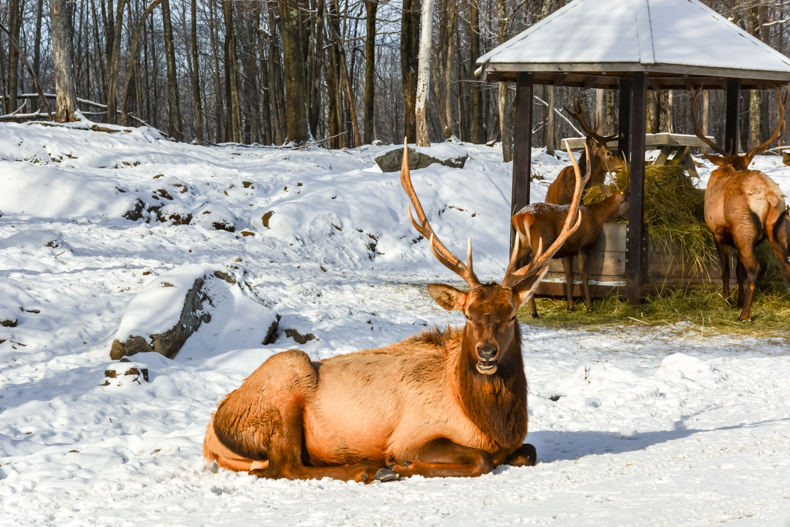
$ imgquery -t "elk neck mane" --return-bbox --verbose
[414,323,528,450]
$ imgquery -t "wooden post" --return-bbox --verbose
[725,78,741,154]
[510,72,533,250]
[618,77,632,158]
[626,72,647,305]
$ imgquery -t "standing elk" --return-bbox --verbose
[545,99,625,205]
[203,141,588,483]
[692,87,790,320]
[513,180,628,317]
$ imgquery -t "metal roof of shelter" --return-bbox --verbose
[477,0,790,89]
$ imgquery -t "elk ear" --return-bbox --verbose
[704,154,726,166]
[427,283,468,311]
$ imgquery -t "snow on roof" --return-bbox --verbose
[477,0,790,83]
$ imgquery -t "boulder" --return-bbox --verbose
[110,273,212,360]
[110,264,277,360]
[374,146,467,172]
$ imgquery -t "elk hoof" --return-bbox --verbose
[374,468,400,482]
[530,313,540,319]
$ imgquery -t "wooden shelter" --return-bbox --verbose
[476,0,790,303]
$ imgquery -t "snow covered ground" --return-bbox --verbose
[0,121,789,526]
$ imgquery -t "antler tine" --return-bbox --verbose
[504,143,590,288]
[400,138,481,287]
[566,97,616,144]
[502,232,522,285]
[691,86,728,156]
[745,87,786,166]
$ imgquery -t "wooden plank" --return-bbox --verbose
[561,133,716,151]
[545,251,626,277]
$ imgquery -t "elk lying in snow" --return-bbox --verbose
[203,142,588,483]
[513,180,628,317]
[545,100,625,205]
[692,87,790,320]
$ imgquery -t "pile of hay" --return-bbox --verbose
[613,164,716,275]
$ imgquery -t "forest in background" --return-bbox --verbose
[1,0,789,158]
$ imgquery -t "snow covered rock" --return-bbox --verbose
[374,145,468,172]
[109,264,274,360]
[110,265,216,360]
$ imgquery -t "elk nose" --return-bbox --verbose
[477,345,498,360]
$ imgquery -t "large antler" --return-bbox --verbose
[503,143,591,289]
[400,139,481,287]
[566,98,619,145]
[691,87,728,156]
[744,88,786,166]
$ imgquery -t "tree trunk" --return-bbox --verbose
[415,0,434,146]
[50,0,78,122]
[279,0,310,144]
[659,90,673,133]
[309,0,326,138]
[120,0,163,123]
[327,0,361,147]
[701,89,710,154]
[106,0,127,124]
[363,0,378,143]
[497,0,512,161]
[208,1,225,141]
[161,0,182,140]
[223,0,242,142]
[190,0,203,143]
[545,85,555,155]
[7,0,21,112]
[401,0,419,142]
[265,3,285,144]
[468,0,483,144]
[436,0,456,139]
[33,0,43,79]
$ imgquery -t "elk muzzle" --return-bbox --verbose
[475,343,499,375]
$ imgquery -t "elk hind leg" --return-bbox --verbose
[735,248,760,321]
[714,240,732,302]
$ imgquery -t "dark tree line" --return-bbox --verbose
[1,0,789,154]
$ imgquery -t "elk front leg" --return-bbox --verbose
[388,438,495,479]
[528,296,539,318]
[578,251,593,312]
[562,255,575,312]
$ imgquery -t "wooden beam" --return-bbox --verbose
[510,72,533,250]
[725,78,741,154]
[618,77,632,158]
[626,72,647,305]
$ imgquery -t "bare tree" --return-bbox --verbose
[363,0,378,143]
[50,0,78,122]
[161,0,182,140]
[279,0,310,143]
[190,0,203,143]
[401,0,419,142]
[415,0,434,146]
